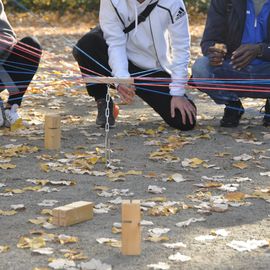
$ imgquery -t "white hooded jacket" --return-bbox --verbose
[99,0,190,96]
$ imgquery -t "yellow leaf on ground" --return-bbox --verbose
[145,235,169,242]
[232,162,248,169]
[0,245,10,253]
[28,217,47,225]
[0,210,17,216]
[64,250,88,261]
[23,186,42,192]
[40,163,50,172]
[225,192,246,201]
[58,235,79,245]
[17,236,46,249]
[10,118,24,131]
[249,190,270,202]
[112,227,122,234]
[4,188,24,194]
[148,206,178,216]
[0,163,16,170]
[145,197,167,202]
[40,209,53,216]
[86,156,100,165]
[126,170,143,175]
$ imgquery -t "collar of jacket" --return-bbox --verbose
[231,0,270,42]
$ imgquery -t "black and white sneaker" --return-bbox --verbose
[4,104,20,128]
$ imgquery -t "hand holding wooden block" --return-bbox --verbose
[52,201,93,226]
[121,200,141,256]
[214,43,227,53]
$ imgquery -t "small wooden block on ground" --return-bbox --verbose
[45,114,61,129]
[121,200,141,256]
[52,201,93,226]
[44,114,61,150]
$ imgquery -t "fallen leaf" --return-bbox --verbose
[225,192,246,201]
[32,247,54,255]
[147,262,170,269]
[10,204,25,210]
[80,258,112,270]
[48,258,76,269]
[167,173,187,183]
[148,185,166,194]
[58,234,79,245]
[145,235,169,243]
[96,238,121,248]
[227,240,269,252]
[176,217,206,228]
[17,236,46,249]
[0,163,16,170]
[233,154,253,161]
[163,242,187,249]
[0,245,10,253]
[232,162,248,169]
[0,209,17,216]
[168,252,191,262]
[195,235,216,242]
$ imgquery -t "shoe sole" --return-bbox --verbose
[97,124,116,129]
[220,122,240,128]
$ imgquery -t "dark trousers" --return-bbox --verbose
[0,36,42,106]
[73,27,196,131]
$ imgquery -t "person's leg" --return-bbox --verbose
[130,63,196,131]
[73,27,115,127]
[72,27,111,100]
[0,37,41,127]
[247,63,270,126]
[2,37,42,107]
[191,56,240,104]
[192,56,245,127]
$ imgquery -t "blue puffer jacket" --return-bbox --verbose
[201,0,270,61]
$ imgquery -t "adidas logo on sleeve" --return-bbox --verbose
[175,7,186,21]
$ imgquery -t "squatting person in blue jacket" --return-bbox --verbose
[73,0,196,131]
[192,0,270,127]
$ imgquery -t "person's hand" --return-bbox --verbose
[171,96,196,125]
[231,44,261,70]
[207,43,227,66]
[117,83,136,104]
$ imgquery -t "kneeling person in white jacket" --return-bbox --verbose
[73,0,196,130]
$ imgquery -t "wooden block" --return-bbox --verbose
[52,201,93,227]
[44,128,61,150]
[121,200,141,256]
[45,114,61,129]
[214,43,227,53]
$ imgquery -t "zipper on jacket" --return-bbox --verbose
[149,16,162,68]
[255,17,257,27]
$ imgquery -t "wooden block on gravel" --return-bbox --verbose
[52,201,93,226]
[121,200,141,256]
